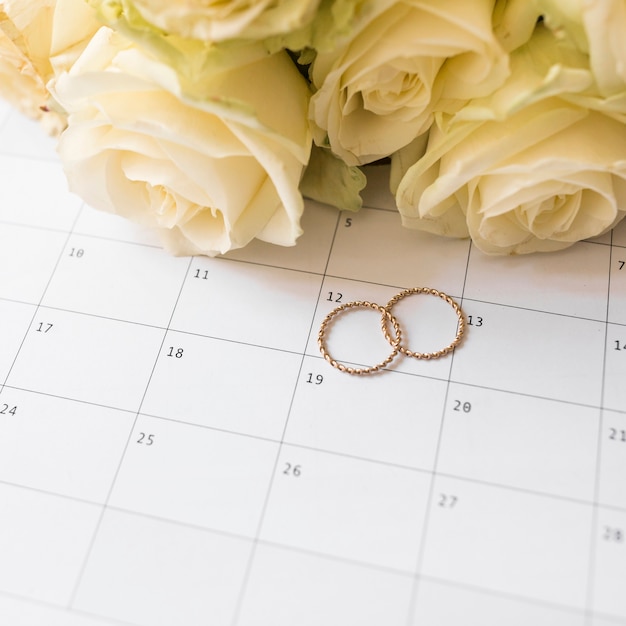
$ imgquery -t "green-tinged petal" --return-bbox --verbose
[299,144,366,211]
[268,0,387,53]
[90,0,272,82]
[94,0,322,45]
[450,24,592,123]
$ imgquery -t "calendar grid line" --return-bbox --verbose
[2,212,619,253]
[5,288,624,351]
[379,371,624,414]
[65,255,195,610]
[64,229,164,250]
[214,253,336,278]
[416,574,626,626]
[0,589,142,626]
[0,203,86,398]
[2,413,625,528]
[0,218,73,236]
[0,479,613,615]
[403,238,474,625]
[584,229,616,625]
[316,272,466,294]
[5,525,620,626]
[455,295,621,326]
[4,339,624,427]
[4,567,625,626]
[0,385,138,415]
[357,203,398,214]
[67,606,142,626]
[229,210,344,626]
[0,477,104,508]
[0,345,554,455]
[319,281,626,331]
[0,216,162,250]
[248,542,614,624]
[6,269,621,339]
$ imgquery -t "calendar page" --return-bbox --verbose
[1,103,625,626]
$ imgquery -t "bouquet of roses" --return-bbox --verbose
[2,0,626,256]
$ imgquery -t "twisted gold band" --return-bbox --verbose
[317,288,466,375]
[382,287,465,360]
[317,301,402,375]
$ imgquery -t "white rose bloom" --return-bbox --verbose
[396,104,626,255]
[309,0,509,166]
[51,27,312,256]
[393,25,626,255]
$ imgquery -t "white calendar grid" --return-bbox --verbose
[0,104,625,626]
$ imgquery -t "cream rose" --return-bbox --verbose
[393,25,626,255]
[395,104,626,255]
[0,0,100,132]
[51,27,312,256]
[309,0,509,166]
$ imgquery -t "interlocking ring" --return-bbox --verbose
[317,301,402,375]
[382,287,465,360]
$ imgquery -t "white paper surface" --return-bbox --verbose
[1,107,625,626]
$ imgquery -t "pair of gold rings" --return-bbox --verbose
[317,287,466,375]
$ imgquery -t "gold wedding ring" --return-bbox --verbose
[317,301,402,375]
[317,288,466,375]
[382,287,465,359]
